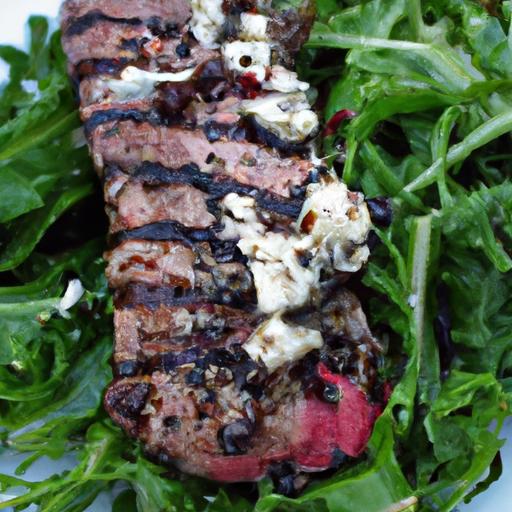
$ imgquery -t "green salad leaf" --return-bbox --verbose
[0,2,511,511]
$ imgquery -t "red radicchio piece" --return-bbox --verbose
[323,109,357,137]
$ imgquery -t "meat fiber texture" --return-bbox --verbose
[61,0,385,487]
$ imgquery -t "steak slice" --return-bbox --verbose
[112,302,260,367]
[90,122,313,196]
[62,21,152,66]
[106,180,216,232]
[105,288,382,482]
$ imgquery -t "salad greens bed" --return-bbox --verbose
[0,1,511,510]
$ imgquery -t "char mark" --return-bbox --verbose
[110,220,217,246]
[85,109,176,137]
[209,239,246,264]
[87,109,309,159]
[104,381,151,420]
[247,116,311,157]
[116,282,257,311]
[115,283,204,310]
[148,345,258,385]
[131,162,304,217]
[65,10,142,37]
[150,347,201,373]
[115,359,142,378]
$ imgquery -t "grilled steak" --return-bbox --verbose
[61,0,385,487]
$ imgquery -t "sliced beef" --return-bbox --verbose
[103,162,303,235]
[112,302,260,366]
[105,288,382,482]
[69,33,217,78]
[91,122,313,197]
[106,180,216,232]
[114,257,255,310]
[80,57,225,113]
[105,240,196,288]
[106,240,256,303]
[62,21,151,66]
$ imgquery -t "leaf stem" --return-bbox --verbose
[408,215,432,355]
[404,111,512,192]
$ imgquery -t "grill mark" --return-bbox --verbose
[247,116,311,157]
[148,347,201,373]
[110,220,218,247]
[130,162,304,217]
[86,106,310,159]
[85,108,171,137]
[119,38,142,53]
[115,283,257,310]
[115,284,207,309]
[64,10,143,37]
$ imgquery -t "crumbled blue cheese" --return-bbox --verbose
[219,179,371,314]
[241,92,319,141]
[190,0,226,49]
[240,13,269,41]
[240,233,315,312]
[106,66,197,100]
[222,41,271,82]
[262,65,309,93]
[243,313,323,373]
[297,180,371,272]
[218,194,266,240]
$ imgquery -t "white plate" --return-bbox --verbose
[0,2,510,511]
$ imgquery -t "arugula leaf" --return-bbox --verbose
[0,166,43,222]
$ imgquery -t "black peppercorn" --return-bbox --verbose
[323,383,341,403]
[176,42,190,58]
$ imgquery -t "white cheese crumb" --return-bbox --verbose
[262,65,309,93]
[240,232,315,313]
[241,92,319,141]
[190,0,226,49]
[218,194,266,240]
[240,13,269,41]
[220,180,372,314]
[58,279,84,318]
[106,66,197,100]
[222,41,271,82]
[297,180,372,272]
[243,313,323,373]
